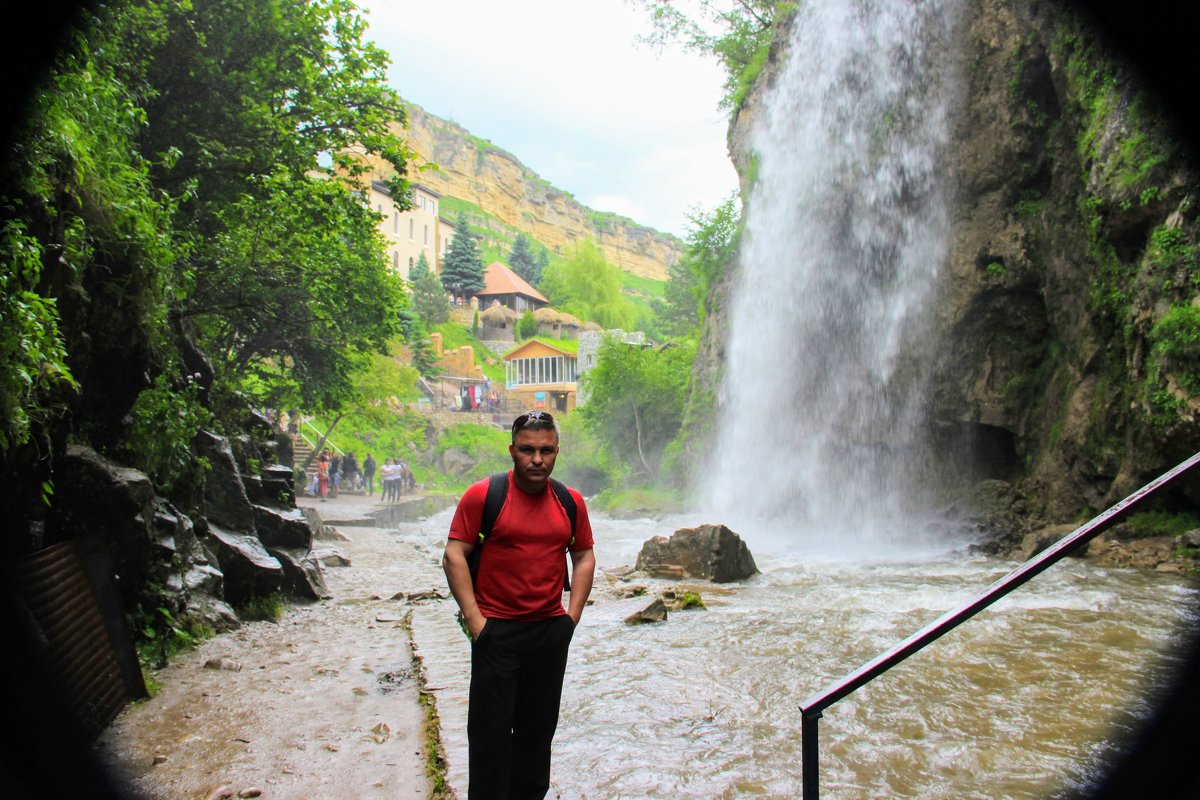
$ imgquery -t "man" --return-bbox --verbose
[443,411,596,800]
[362,452,376,496]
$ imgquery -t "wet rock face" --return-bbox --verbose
[203,522,284,605]
[196,431,255,533]
[635,524,759,583]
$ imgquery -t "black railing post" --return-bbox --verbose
[802,708,822,800]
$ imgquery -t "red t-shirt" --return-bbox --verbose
[449,471,594,620]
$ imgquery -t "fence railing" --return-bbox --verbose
[798,451,1200,799]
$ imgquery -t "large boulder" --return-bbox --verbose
[1019,523,1088,560]
[253,505,313,550]
[635,524,759,583]
[203,522,283,605]
[255,464,296,508]
[196,430,255,533]
[268,547,330,600]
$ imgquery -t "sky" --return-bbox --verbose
[355,0,740,238]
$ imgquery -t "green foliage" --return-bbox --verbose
[187,170,407,412]
[0,221,77,450]
[430,423,511,490]
[411,267,451,329]
[237,592,285,622]
[540,241,645,330]
[441,212,486,299]
[1150,305,1200,394]
[508,232,548,286]
[658,194,742,336]
[516,311,538,341]
[1148,224,1200,290]
[410,252,431,281]
[634,1,786,113]
[138,605,215,672]
[1122,510,1200,540]
[579,337,696,483]
[122,372,212,493]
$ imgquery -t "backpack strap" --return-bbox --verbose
[549,478,577,593]
[468,473,509,585]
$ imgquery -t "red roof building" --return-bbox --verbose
[473,261,549,314]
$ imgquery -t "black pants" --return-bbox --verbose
[468,615,575,800]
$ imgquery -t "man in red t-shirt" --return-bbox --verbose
[443,411,596,800]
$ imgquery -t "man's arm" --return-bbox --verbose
[566,548,595,625]
[443,538,487,639]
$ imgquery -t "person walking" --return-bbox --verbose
[442,411,596,800]
[363,453,377,496]
[316,450,330,502]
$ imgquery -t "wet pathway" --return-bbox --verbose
[95,492,447,799]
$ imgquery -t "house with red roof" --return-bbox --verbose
[473,261,549,314]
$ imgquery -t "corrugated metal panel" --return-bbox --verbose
[9,537,146,742]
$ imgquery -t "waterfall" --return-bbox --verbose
[702,0,965,552]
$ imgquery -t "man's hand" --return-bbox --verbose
[444,538,487,641]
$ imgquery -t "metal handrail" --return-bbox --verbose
[300,418,344,457]
[798,451,1200,799]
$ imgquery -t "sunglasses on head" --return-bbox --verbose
[512,410,554,433]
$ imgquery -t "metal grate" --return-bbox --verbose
[9,536,146,742]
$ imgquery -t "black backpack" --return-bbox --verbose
[466,472,578,592]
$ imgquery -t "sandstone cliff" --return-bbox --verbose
[705,0,1200,525]
[395,102,682,282]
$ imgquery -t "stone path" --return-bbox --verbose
[95,491,457,800]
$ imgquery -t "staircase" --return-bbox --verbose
[292,435,314,474]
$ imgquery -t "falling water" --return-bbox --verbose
[703,0,965,551]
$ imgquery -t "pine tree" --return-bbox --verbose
[440,212,485,301]
[509,232,548,286]
[410,251,430,281]
[412,268,450,326]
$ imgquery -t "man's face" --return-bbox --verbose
[509,428,559,492]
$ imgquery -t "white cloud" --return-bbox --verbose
[356,0,739,236]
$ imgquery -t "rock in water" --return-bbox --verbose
[624,598,668,625]
[635,524,759,582]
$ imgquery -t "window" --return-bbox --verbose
[393,251,399,268]
[418,195,425,209]
[409,218,415,241]
[430,201,437,216]
[393,211,398,234]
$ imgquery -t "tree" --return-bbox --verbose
[509,232,545,285]
[140,0,418,413]
[539,241,642,330]
[516,311,538,341]
[658,193,741,335]
[412,266,450,327]
[397,308,438,378]
[440,212,485,301]
[633,0,782,110]
[410,251,431,281]
[579,336,696,481]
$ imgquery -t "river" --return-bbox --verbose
[408,506,1197,799]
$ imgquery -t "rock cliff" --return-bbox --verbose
[395,102,682,282]
[707,0,1200,526]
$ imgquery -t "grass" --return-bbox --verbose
[237,593,285,622]
[620,271,667,298]
[1121,510,1200,539]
